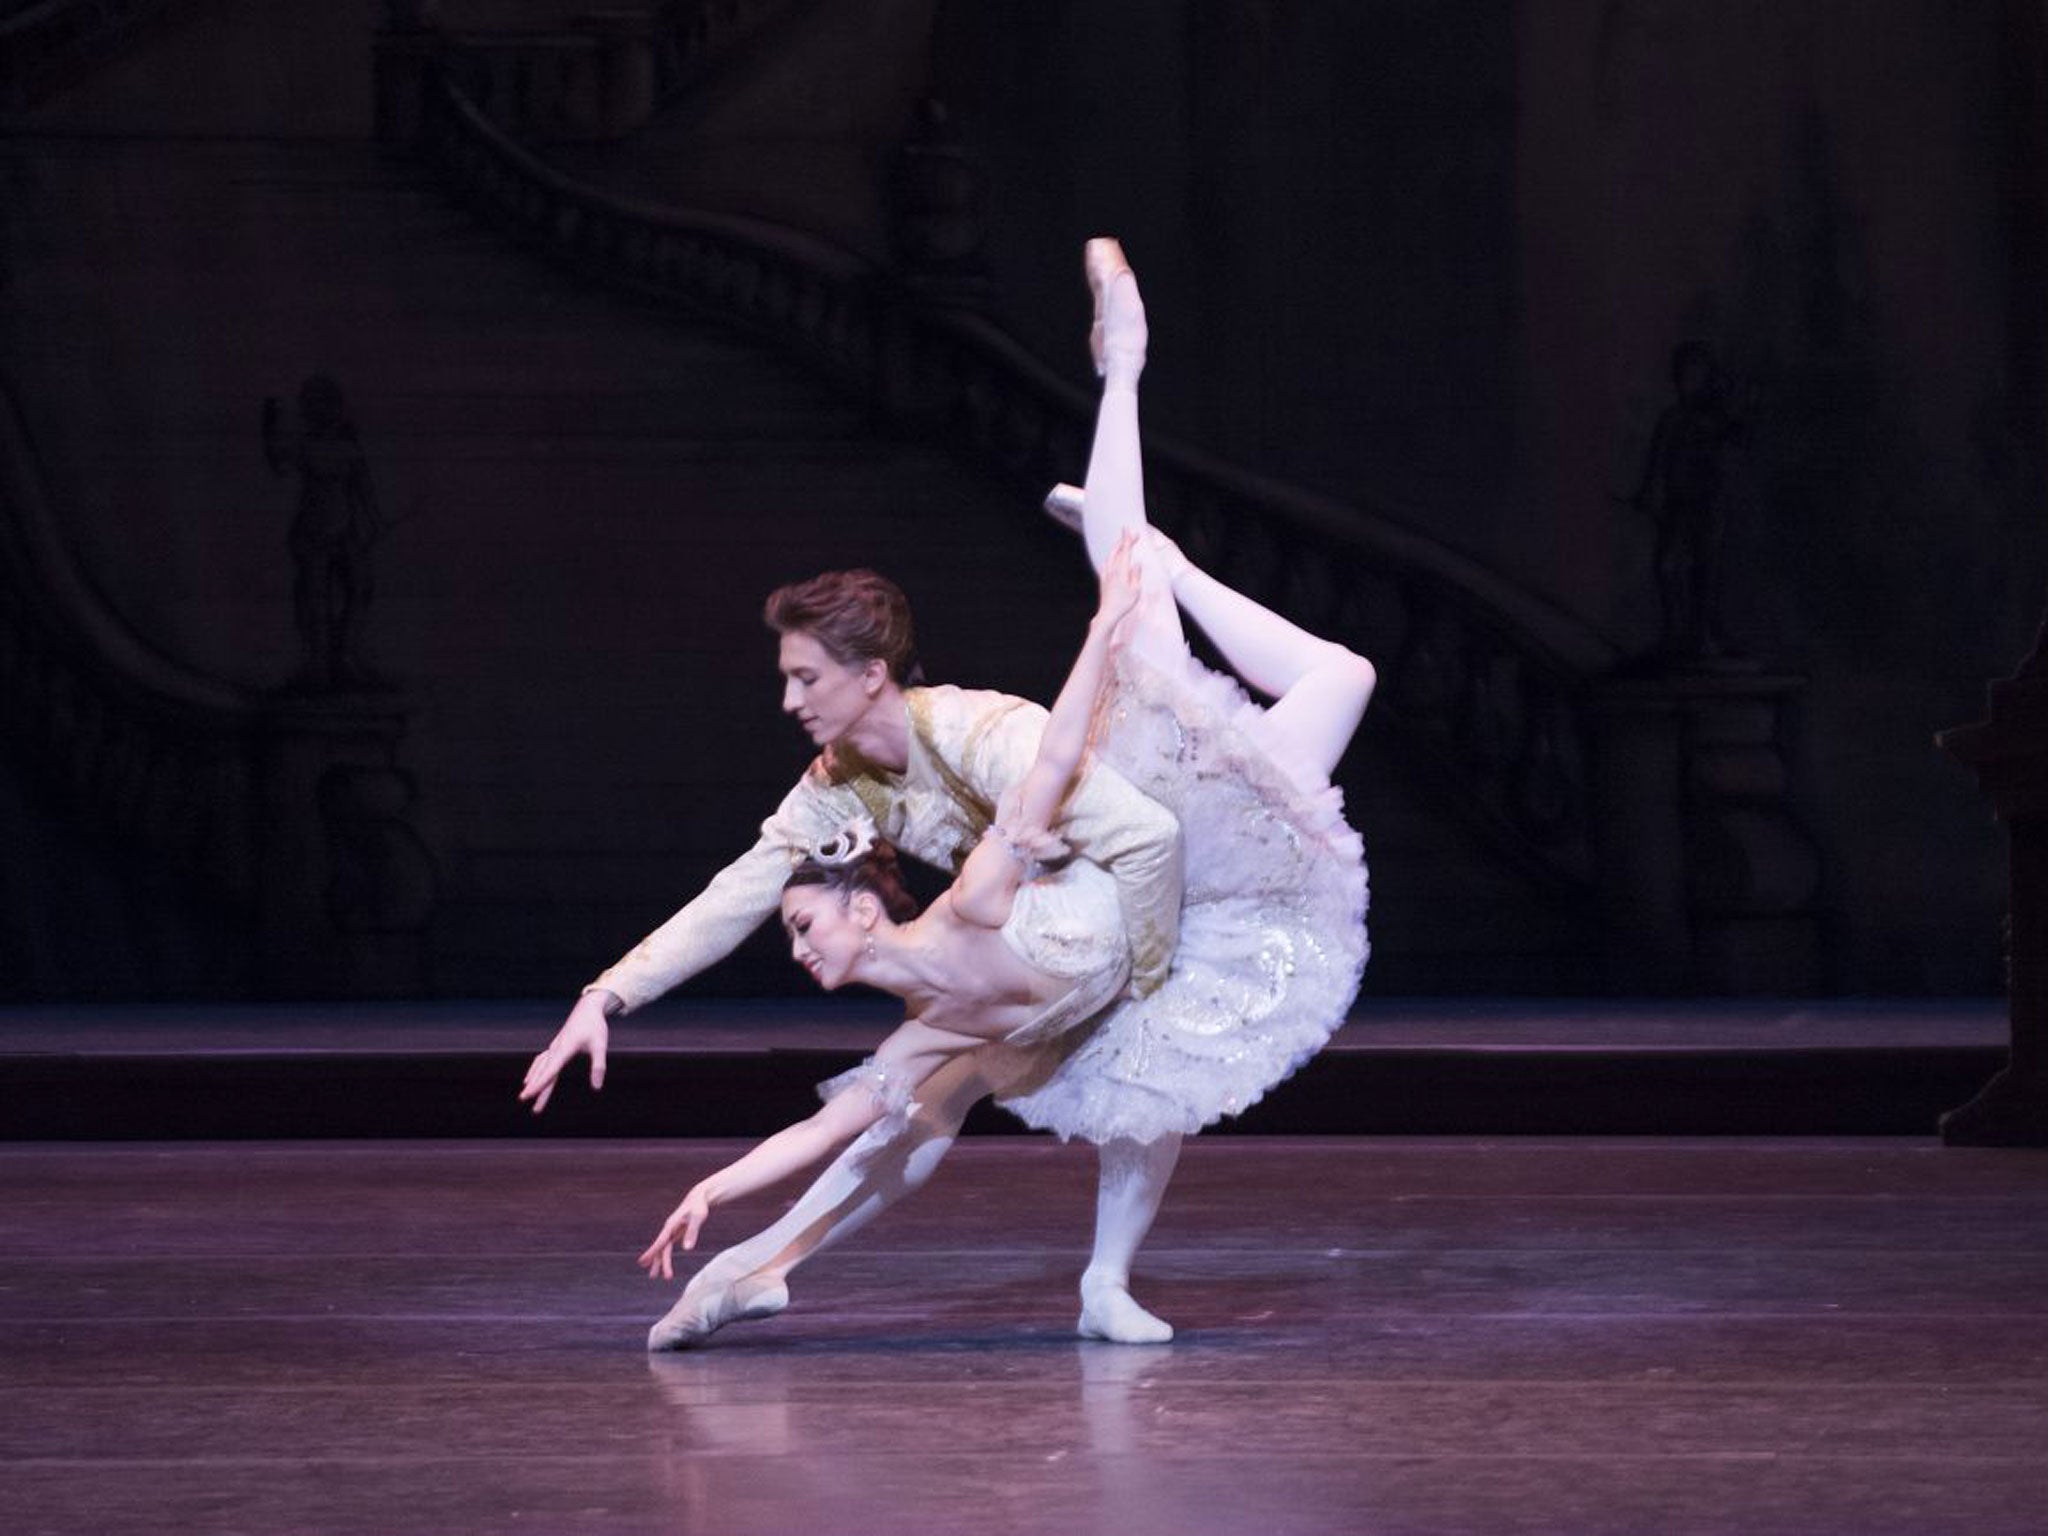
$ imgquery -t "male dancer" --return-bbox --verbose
[521,565,1187,1345]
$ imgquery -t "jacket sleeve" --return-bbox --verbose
[584,769,856,1014]
[961,697,1183,996]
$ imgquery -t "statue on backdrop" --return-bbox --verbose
[1622,340,1749,661]
[263,375,384,691]
[888,99,990,308]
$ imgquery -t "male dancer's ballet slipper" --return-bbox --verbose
[1084,237,1147,380]
[1078,1277,1175,1345]
[647,1265,790,1351]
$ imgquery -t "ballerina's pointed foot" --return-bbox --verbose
[1084,237,1147,381]
[1142,526,1192,586]
[1077,1278,1174,1345]
[1043,482,1086,532]
[647,1265,790,1351]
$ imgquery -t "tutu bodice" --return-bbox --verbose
[818,855,1131,1124]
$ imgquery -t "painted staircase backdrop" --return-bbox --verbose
[2,0,2040,1000]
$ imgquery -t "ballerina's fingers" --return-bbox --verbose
[640,1191,708,1279]
[1008,825,1071,862]
[1098,532,1146,624]
[638,1231,675,1281]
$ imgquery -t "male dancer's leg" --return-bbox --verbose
[1067,239,1184,1346]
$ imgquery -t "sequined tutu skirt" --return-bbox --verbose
[1000,645,1370,1144]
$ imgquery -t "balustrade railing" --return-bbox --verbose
[650,0,811,101]
[402,67,1616,892]
[433,19,655,143]
[387,0,813,145]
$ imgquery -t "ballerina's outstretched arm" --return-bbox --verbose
[638,1082,888,1277]
[638,996,1022,1277]
[948,532,1146,928]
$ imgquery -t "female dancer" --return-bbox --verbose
[639,532,1150,1269]
[640,239,1374,1345]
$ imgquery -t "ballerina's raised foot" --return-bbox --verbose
[1084,237,1148,382]
[1141,526,1192,587]
[1078,1276,1174,1345]
[647,1262,790,1351]
[1041,488,1194,587]
[1042,482,1086,533]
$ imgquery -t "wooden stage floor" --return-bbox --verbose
[7,1135,2048,1534]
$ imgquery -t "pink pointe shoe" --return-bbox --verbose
[647,1261,789,1351]
[1084,237,1147,381]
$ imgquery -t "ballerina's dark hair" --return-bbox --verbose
[784,841,920,923]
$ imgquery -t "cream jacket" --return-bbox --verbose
[586,684,1183,1012]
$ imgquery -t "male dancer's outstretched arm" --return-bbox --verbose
[520,771,861,1112]
[518,564,1182,1115]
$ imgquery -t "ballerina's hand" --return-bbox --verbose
[1096,530,1146,638]
[992,786,1072,862]
[519,992,611,1114]
[638,1186,714,1280]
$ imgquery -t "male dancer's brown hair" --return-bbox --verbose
[764,569,921,684]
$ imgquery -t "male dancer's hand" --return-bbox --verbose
[519,990,614,1113]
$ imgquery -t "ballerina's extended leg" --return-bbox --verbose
[1148,529,1376,783]
[1055,242,1374,780]
[647,1045,1017,1350]
[1057,240,1373,1345]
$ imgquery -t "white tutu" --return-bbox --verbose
[1000,645,1370,1143]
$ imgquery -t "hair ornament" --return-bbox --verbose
[807,815,880,869]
